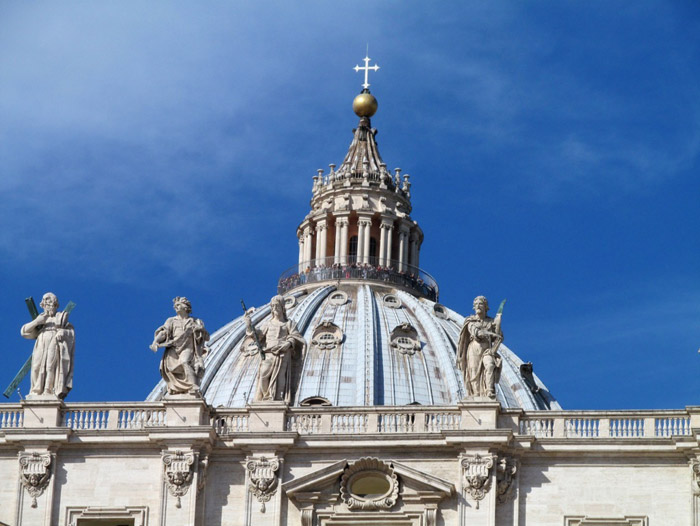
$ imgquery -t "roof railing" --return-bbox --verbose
[277,256,439,301]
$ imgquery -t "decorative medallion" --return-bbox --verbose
[390,323,421,355]
[240,335,261,357]
[162,450,195,508]
[496,456,518,504]
[311,321,343,351]
[433,303,449,319]
[461,454,494,509]
[247,456,280,513]
[340,457,399,511]
[284,296,297,309]
[19,452,52,508]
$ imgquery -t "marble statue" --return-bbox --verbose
[150,297,209,395]
[457,296,503,399]
[21,292,75,399]
[245,295,306,403]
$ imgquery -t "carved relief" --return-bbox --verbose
[162,450,195,508]
[311,321,343,351]
[691,458,700,495]
[496,456,518,504]
[284,295,297,309]
[390,323,421,355]
[328,291,349,306]
[564,518,648,526]
[19,452,52,508]
[247,456,280,513]
[382,294,402,308]
[340,457,399,511]
[461,454,494,509]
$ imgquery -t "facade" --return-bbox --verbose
[1,76,700,526]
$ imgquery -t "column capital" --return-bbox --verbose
[335,216,350,227]
[380,216,395,229]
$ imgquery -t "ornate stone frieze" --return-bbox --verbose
[246,456,280,512]
[496,456,518,504]
[162,450,195,508]
[19,452,52,508]
[340,457,399,511]
[461,454,494,509]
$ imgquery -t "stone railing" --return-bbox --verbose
[62,403,167,430]
[0,405,24,429]
[519,410,693,439]
[284,407,462,435]
[212,409,250,435]
[277,257,439,301]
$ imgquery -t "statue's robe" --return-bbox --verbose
[21,312,75,399]
[457,315,502,398]
[153,316,209,394]
[250,318,306,403]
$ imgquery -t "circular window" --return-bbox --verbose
[349,472,392,500]
[284,296,297,309]
[318,333,336,342]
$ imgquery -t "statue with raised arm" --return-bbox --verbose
[21,292,75,399]
[457,296,503,399]
[150,297,209,395]
[245,295,306,403]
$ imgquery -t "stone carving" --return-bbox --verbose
[150,297,209,395]
[19,452,52,508]
[457,296,503,399]
[340,457,399,511]
[390,323,421,355]
[21,293,75,399]
[246,456,280,512]
[691,459,700,495]
[496,456,518,504]
[162,450,195,508]
[462,454,494,509]
[310,321,343,351]
[245,295,306,402]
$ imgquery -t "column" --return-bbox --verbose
[362,218,372,265]
[408,231,417,269]
[315,221,325,264]
[334,221,341,264]
[298,234,304,270]
[318,220,328,265]
[357,219,366,265]
[336,216,349,265]
[398,223,410,271]
[303,226,312,268]
[379,218,394,268]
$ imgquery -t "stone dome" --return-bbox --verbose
[147,282,559,410]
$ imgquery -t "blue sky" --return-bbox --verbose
[1,2,698,409]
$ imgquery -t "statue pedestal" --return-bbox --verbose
[21,397,64,428]
[163,393,209,427]
[247,400,288,432]
[458,398,501,430]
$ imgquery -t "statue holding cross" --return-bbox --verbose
[20,292,76,399]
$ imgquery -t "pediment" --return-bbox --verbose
[282,458,454,504]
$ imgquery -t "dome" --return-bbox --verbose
[147,282,559,410]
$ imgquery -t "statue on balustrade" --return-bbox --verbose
[245,295,306,403]
[150,297,209,395]
[21,292,75,399]
[457,296,503,399]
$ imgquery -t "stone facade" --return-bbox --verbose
[2,399,700,525]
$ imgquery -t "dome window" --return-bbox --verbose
[390,323,421,355]
[329,291,349,305]
[300,396,332,406]
[382,294,402,308]
[284,295,297,309]
[433,303,449,319]
[311,321,343,351]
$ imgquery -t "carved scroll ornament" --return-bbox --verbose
[163,451,195,508]
[496,456,518,504]
[19,452,52,508]
[247,456,280,513]
[462,454,494,509]
[340,457,399,511]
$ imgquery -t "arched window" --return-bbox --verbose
[369,237,377,264]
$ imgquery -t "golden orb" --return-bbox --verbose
[352,92,378,117]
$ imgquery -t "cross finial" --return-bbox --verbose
[354,54,380,90]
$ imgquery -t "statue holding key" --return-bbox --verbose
[20,292,76,399]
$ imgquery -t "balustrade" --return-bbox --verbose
[0,407,24,428]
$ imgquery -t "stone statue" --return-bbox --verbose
[21,292,76,399]
[150,297,209,395]
[245,295,306,403]
[457,296,503,399]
